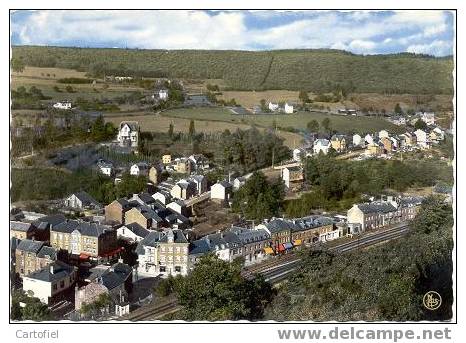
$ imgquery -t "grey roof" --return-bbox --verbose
[189,239,211,255]
[138,192,155,204]
[230,227,270,244]
[35,214,66,228]
[190,175,205,183]
[71,191,101,207]
[135,231,164,254]
[158,229,188,244]
[16,239,45,253]
[99,262,132,290]
[314,139,330,146]
[10,221,33,232]
[37,246,57,260]
[215,180,232,188]
[125,223,150,239]
[290,216,334,233]
[26,261,75,282]
[264,218,298,234]
[52,220,112,237]
[97,160,113,169]
[357,202,397,214]
[120,121,139,131]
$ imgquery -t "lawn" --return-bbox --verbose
[161,107,405,134]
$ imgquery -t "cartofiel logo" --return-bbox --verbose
[423,291,442,310]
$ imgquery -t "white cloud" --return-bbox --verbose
[11,10,454,56]
[407,40,453,56]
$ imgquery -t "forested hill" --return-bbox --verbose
[12,46,454,94]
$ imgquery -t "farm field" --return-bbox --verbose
[103,111,303,148]
[160,107,404,134]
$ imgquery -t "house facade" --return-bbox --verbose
[313,139,331,155]
[117,121,139,148]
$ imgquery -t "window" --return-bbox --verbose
[53,284,58,291]
[60,280,65,288]
[159,266,166,273]
[175,266,181,273]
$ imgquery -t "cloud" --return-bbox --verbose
[407,40,453,56]
[10,10,454,56]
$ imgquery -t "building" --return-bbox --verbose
[268,102,279,112]
[50,220,119,260]
[284,103,294,114]
[97,160,114,176]
[414,129,430,149]
[190,175,208,195]
[352,134,364,147]
[211,181,233,203]
[148,164,163,185]
[130,162,150,176]
[105,198,134,224]
[289,216,337,246]
[388,116,406,126]
[152,191,172,205]
[171,180,196,200]
[136,229,189,278]
[167,200,188,217]
[419,112,436,126]
[282,166,304,188]
[15,240,57,277]
[257,218,293,254]
[188,154,210,171]
[366,142,384,156]
[23,261,77,304]
[64,191,102,210]
[10,221,35,240]
[173,158,192,174]
[429,127,445,143]
[229,227,270,265]
[400,132,417,147]
[124,206,163,230]
[380,137,394,153]
[330,134,347,152]
[292,148,305,162]
[52,101,72,110]
[364,134,374,145]
[189,231,243,265]
[313,139,331,155]
[117,121,139,148]
[162,154,172,164]
[158,89,169,100]
[117,223,150,243]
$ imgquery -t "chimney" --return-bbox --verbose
[50,264,55,274]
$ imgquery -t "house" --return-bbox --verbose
[75,261,133,315]
[229,227,271,265]
[23,261,77,304]
[130,162,150,176]
[15,240,57,277]
[284,103,294,114]
[400,132,417,146]
[184,94,212,107]
[189,231,243,265]
[117,121,139,148]
[380,137,394,153]
[152,191,172,205]
[31,214,67,242]
[429,127,445,143]
[257,218,293,254]
[268,102,279,112]
[352,134,364,147]
[136,229,189,278]
[347,201,397,231]
[189,175,208,195]
[290,215,337,245]
[52,101,72,110]
[173,158,192,174]
[50,220,119,260]
[10,221,35,240]
[313,139,331,155]
[167,200,188,217]
[414,129,430,149]
[292,148,305,162]
[282,166,304,188]
[64,191,102,210]
[171,180,196,200]
[211,181,233,203]
[158,88,169,100]
[124,206,163,230]
[188,154,210,171]
[162,154,172,164]
[364,134,374,145]
[330,134,347,152]
[97,160,113,177]
[105,198,134,224]
[419,112,436,126]
[378,130,389,139]
[148,164,163,185]
[388,116,406,126]
[233,176,248,190]
[129,192,157,208]
[366,142,384,156]
[117,223,151,243]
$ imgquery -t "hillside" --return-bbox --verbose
[12,46,454,94]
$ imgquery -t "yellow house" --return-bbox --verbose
[162,154,172,164]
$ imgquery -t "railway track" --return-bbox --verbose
[121,300,179,321]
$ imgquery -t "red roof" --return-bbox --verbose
[100,247,124,258]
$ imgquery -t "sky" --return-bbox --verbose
[10,10,455,56]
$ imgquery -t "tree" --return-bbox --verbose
[172,254,275,320]
[321,118,331,133]
[414,119,428,130]
[394,103,403,115]
[168,122,174,139]
[306,120,319,133]
[299,90,310,104]
[11,58,25,73]
[21,299,52,321]
[188,119,195,137]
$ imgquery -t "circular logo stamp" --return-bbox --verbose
[423,291,442,310]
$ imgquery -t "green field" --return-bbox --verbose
[161,107,404,134]
[13,46,453,94]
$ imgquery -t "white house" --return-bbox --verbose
[152,191,171,205]
[189,175,208,195]
[117,121,139,148]
[53,101,72,110]
[64,191,101,210]
[378,130,389,139]
[353,134,364,147]
[364,134,374,145]
[117,223,150,243]
[313,139,331,155]
[211,181,233,202]
[97,160,113,176]
[284,103,294,114]
[130,162,150,176]
[167,200,187,216]
[414,129,430,149]
[159,89,169,100]
[293,148,305,162]
[23,262,77,304]
[419,112,436,126]
[268,102,279,112]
